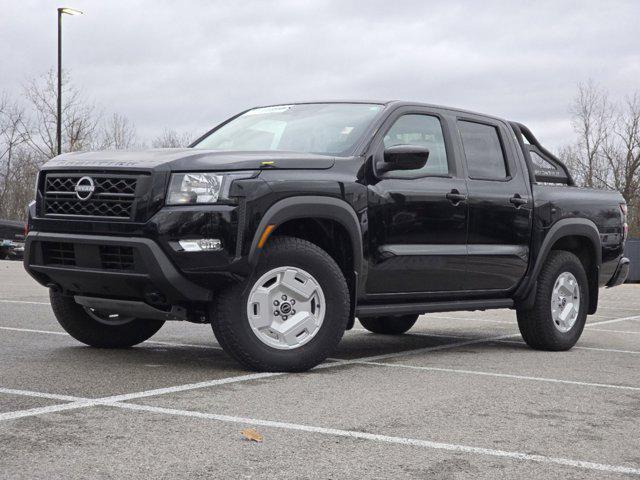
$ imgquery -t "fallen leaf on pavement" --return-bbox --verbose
[241,428,263,442]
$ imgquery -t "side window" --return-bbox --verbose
[383,114,449,176]
[458,120,508,180]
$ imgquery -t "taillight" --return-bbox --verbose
[620,203,628,242]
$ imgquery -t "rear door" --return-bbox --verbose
[365,107,469,297]
[456,117,532,291]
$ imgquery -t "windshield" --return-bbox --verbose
[192,103,384,156]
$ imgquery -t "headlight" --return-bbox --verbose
[166,171,255,205]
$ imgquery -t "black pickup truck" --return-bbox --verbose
[23,101,630,371]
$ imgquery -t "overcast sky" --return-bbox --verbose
[2,0,638,150]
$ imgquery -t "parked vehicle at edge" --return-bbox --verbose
[0,219,26,260]
[23,101,630,371]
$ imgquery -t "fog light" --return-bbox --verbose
[179,239,223,252]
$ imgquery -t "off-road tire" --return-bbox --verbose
[358,314,419,335]
[517,250,588,351]
[50,289,165,348]
[211,236,350,372]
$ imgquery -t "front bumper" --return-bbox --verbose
[24,232,213,303]
[606,257,630,288]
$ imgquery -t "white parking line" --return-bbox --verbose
[0,387,84,402]
[358,362,640,392]
[0,401,97,422]
[587,328,640,335]
[0,371,285,421]
[0,313,637,423]
[586,315,640,326]
[497,339,640,355]
[0,299,50,305]
[0,326,222,350]
[3,385,638,476]
[96,371,285,403]
[112,402,640,476]
[0,326,67,335]
[597,304,640,311]
[0,333,513,422]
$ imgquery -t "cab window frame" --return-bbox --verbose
[371,107,455,180]
[456,117,513,182]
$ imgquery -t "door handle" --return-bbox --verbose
[446,190,467,205]
[509,194,528,207]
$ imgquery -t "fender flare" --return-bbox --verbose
[516,218,601,313]
[247,196,364,279]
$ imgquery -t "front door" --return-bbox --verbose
[365,109,469,297]
[456,118,532,291]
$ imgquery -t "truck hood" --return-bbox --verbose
[41,149,336,171]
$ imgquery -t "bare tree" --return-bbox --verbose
[602,95,640,200]
[0,71,144,220]
[568,81,612,188]
[24,70,100,158]
[563,83,640,236]
[0,95,35,219]
[601,94,640,235]
[99,113,137,150]
[151,128,192,148]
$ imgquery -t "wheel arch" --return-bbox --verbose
[516,218,601,314]
[247,196,363,329]
[248,196,363,271]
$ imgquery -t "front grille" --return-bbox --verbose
[42,242,76,266]
[38,241,143,272]
[43,174,140,219]
[100,245,135,271]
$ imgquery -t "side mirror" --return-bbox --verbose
[379,145,429,172]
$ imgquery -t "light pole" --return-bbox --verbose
[57,7,83,156]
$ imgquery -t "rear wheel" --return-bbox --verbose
[50,290,165,348]
[517,250,588,351]
[358,314,419,335]
[211,236,349,372]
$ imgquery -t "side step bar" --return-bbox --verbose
[356,298,514,317]
[75,296,187,321]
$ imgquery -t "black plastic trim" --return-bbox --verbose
[357,298,514,317]
[514,218,601,312]
[75,296,187,321]
[379,244,467,256]
[606,257,630,288]
[248,196,363,278]
[24,232,212,302]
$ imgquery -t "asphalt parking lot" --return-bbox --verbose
[0,259,639,479]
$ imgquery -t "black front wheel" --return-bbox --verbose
[359,314,419,335]
[50,290,165,348]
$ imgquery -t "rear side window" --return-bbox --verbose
[383,114,449,176]
[458,121,508,180]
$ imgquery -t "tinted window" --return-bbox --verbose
[458,121,508,180]
[383,114,449,176]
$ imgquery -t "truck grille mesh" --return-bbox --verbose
[42,242,76,266]
[99,245,135,271]
[43,174,139,219]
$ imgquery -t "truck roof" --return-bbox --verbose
[251,100,509,124]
